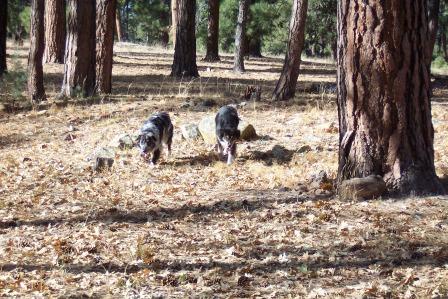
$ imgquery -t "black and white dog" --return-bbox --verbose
[137,112,173,166]
[215,106,240,165]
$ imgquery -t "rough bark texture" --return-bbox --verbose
[171,0,178,48]
[96,0,116,94]
[43,0,66,64]
[233,0,249,72]
[115,5,123,42]
[0,0,7,76]
[427,0,440,66]
[337,0,444,195]
[204,0,220,62]
[62,0,96,97]
[170,0,199,77]
[28,0,46,102]
[271,0,308,101]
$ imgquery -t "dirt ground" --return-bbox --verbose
[1,42,448,298]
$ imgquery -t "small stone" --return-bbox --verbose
[109,134,134,149]
[200,99,216,107]
[339,175,386,201]
[180,124,201,140]
[297,145,312,153]
[271,144,293,162]
[180,101,192,109]
[93,147,116,171]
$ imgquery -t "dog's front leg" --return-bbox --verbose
[150,148,161,166]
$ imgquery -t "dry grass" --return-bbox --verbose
[0,42,448,298]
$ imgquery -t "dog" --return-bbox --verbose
[215,106,240,165]
[137,112,173,166]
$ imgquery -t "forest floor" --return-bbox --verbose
[1,42,448,298]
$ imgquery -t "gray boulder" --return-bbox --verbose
[180,124,201,140]
[109,134,135,149]
[198,115,257,145]
[339,175,386,200]
[93,146,116,171]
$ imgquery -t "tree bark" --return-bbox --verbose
[443,30,448,62]
[61,0,96,97]
[115,5,123,42]
[427,0,440,67]
[43,0,66,64]
[0,0,7,77]
[233,0,249,72]
[271,0,308,101]
[28,0,46,102]
[170,0,199,77]
[171,0,178,48]
[96,0,116,94]
[204,0,220,62]
[337,0,444,195]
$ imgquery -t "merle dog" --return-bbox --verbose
[137,112,173,166]
[215,106,240,165]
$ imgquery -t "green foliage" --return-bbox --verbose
[0,55,27,104]
[7,0,31,36]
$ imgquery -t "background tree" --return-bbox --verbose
[337,0,444,195]
[43,0,66,63]
[96,0,116,94]
[115,3,124,42]
[233,0,249,72]
[61,0,96,97]
[171,0,178,47]
[27,0,45,102]
[203,0,220,62]
[0,0,7,77]
[271,0,308,101]
[171,0,199,77]
[427,0,440,66]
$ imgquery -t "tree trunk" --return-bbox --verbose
[443,30,448,62]
[61,0,96,97]
[248,36,262,57]
[115,5,123,42]
[96,0,116,94]
[204,0,220,62]
[271,0,308,101]
[233,0,249,72]
[28,0,46,102]
[43,0,66,64]
[337,0,444,195]
[170,0,199,77]
[171,0,178,48]
[0,0,7,77]
[427,0,440,67]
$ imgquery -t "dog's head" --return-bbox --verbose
[137,132,157,158]
[218,129,240,153]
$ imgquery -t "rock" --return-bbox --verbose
[309,170,329,184]
[239,120,257,140]
[200,99,216,107]
[180,124,201,140]
[198,115,257,144]
[109,134,134,149]
[198,116,216,145]
[271,145,293,163]
[339,175,386,201]
[180,101,192,109]
[297,145,312,153]
[93,147,116,171]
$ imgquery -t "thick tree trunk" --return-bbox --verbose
[443,30,448,62]
[43,0,66,64]
[0,0,7,76]
[115,5,123,42]
[427,0,440,67]
[170,0,199,77]
[96,0,116,94]
[337,0,444,195]
[248,36,262,57]
[204,0,220,62]
[233,0,249,72]
[61,0,96,97]
[171,0,178,48]
[271,0,308,101]
[28,0,46,102]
